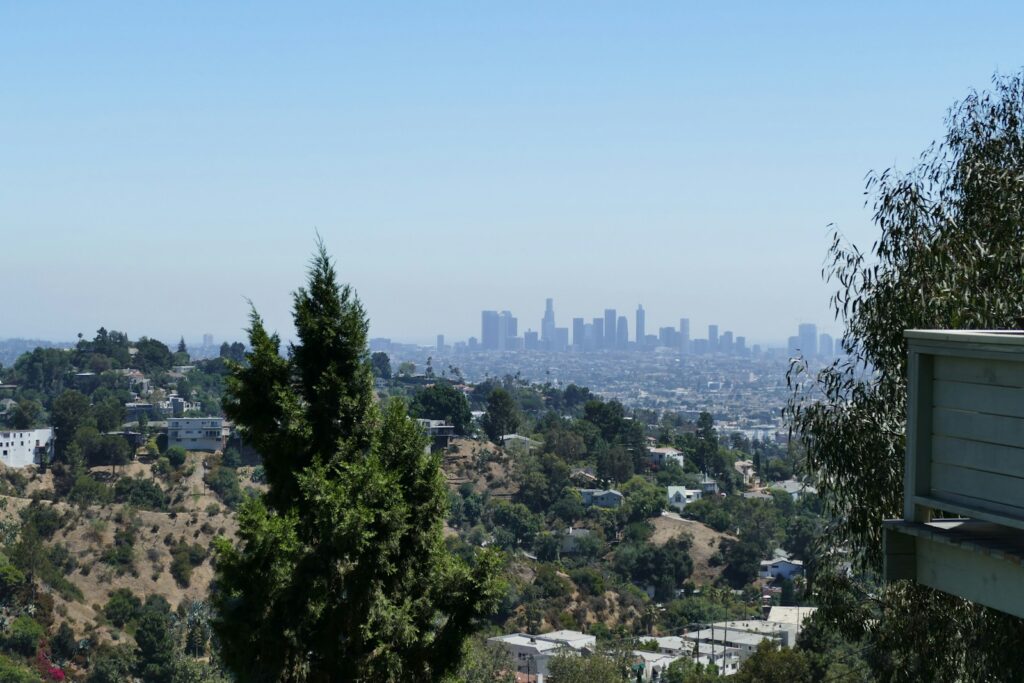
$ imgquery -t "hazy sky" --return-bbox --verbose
[3,3,1023,347]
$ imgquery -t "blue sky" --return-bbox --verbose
[3,2,1022,346]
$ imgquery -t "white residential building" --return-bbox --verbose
[647,446,685,468]
[666,486,703,512]
[759,558,805,581]
[488,630,596,682]
[167,417,228,452]
[0,428,53,468]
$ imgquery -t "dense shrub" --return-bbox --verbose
[6,615,45,655]
[104,588,141,628]
[113,477,167,510]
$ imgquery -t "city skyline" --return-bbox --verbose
[6,4,1024,345]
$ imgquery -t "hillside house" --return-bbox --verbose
[884,330,1024,620]
[167,417,228,452]
[0,428,53,468]
[578,488,624,508]
[666,486,702,512]
[489,630,596,682]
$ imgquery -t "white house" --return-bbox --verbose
[769,479,817,501]
[734,459,756,485]
[759,558,805,581]
[488,630,596,682]
[0,428,53,468]
[578,488,624,508]
[647,446,685,468]
[167,417,229,452]
[666,486,702,512]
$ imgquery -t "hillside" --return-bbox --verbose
[0,451,253,648]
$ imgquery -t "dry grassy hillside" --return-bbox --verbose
[0,451,262,646]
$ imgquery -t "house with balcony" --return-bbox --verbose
[167,417,229,452]
[884,331,1024,619]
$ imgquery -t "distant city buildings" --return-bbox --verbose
[457,301,836,362]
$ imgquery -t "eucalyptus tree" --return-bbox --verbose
[787,72,1024,680]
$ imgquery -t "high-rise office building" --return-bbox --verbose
[819,333,834,358]
[659,327,678,347]
[524,330,539,350]
[436,334,445,351]
[635,305,645,346]
[481,310,499,350]
[708,324,719,352]
[798,323,817,357]
[604,309,617,349]
[498,311,517,351]
[541,298,556,346]
[679,318,690,354]
[735,336,747,354]
[572,317,585,348]
[720,331,733,354]
[553,327,569,351]
[592,318,604,348]
[616,316,628,349]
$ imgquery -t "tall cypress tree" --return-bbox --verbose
[212,243,503,682]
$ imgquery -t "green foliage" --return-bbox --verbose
[6,614,45,656]
[104,588,142,628]
[19,502,65,540]
[410,381,472,434]
[69,474,112,507]
[204,465,242,509]
[547,651,632,682]
[371,351,392,380]
[51,622,77,662]
[0,653,40,683]
[733,640,811,682]
[113,476,167,510]
[481,388,520,444]
[221,447,242,468]
[212,243,503,682]
[100,526,137,575]
[165,446,187,470]
[447,637,515,683]
[664,658,720,683]
[51,389,93,459]
[88,644,137,683]
[620,476,664,523]
[9,399,43,430]
[613,536,692,601]
[784,72,1024,679]
[169,542,207,588]
[135,596,176,683]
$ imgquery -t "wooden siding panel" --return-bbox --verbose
[931,462,1024,513]
[931,435,1024,478]
[933,355,1024,389]
[932,407,1024,450]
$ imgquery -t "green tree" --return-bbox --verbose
[693,412,718,476]
[10,399,42,429]
[51,389,93,459]
[732,640,811,682]
[410,381,472,434]
[88,644,138,683]
[135,596,176,683]
[104,588,141,628]
[785,72,1024,680]
[371,351,392,379]
[481,388,519,445]
[211,243,503,682]
[547,651,632,682]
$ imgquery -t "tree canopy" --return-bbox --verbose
[211,242,503,682]
[786,71,1024,680]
